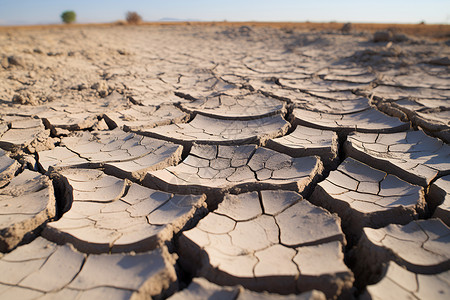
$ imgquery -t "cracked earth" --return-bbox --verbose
[0,24,449,299]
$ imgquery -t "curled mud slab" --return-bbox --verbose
[278,77,369,93]
[180,92,287,119]
[0,237,177,299]
[168,277,327,300]
[345,130,450,187]
[293,108,410,134]
[292,93,371,115]
[0,117,51,152]
[38,107,101,132]
[0,24,449,299]
[361,261,450,300]
[266,125,339,168]
[142,114,291,147]
[0,149,20,188]
[0,170,55,252]
[103,103,189,132]
[43,168,207,254]
[353,219,450,287]
[430,175,450,226]
[310,157,426,241]
[370,83,450,143]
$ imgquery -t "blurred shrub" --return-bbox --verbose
[61,11,76,24]
[126,11,142,24]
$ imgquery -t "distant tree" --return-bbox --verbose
[61,11,76,24]
[126,11,142,24]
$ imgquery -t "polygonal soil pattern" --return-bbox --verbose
[1,24,450,299]
[38,128,183,181]
[178,190,353,298]
[145,144,323,202]
[4,91,129,134]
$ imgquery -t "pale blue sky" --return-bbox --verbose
[0,0,449,25]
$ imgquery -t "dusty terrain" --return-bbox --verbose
[0,23,449,299]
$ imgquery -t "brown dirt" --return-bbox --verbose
[1,21,449,40]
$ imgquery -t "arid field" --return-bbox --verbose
[0,22,449,299]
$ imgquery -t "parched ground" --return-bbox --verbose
[0,23,449,299]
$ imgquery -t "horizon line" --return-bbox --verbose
[2,19,450,27]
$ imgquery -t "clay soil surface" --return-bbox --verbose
[0,22,449,299]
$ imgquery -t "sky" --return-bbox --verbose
[0,0,449,25]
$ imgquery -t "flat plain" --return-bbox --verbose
[0,22,449,299]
